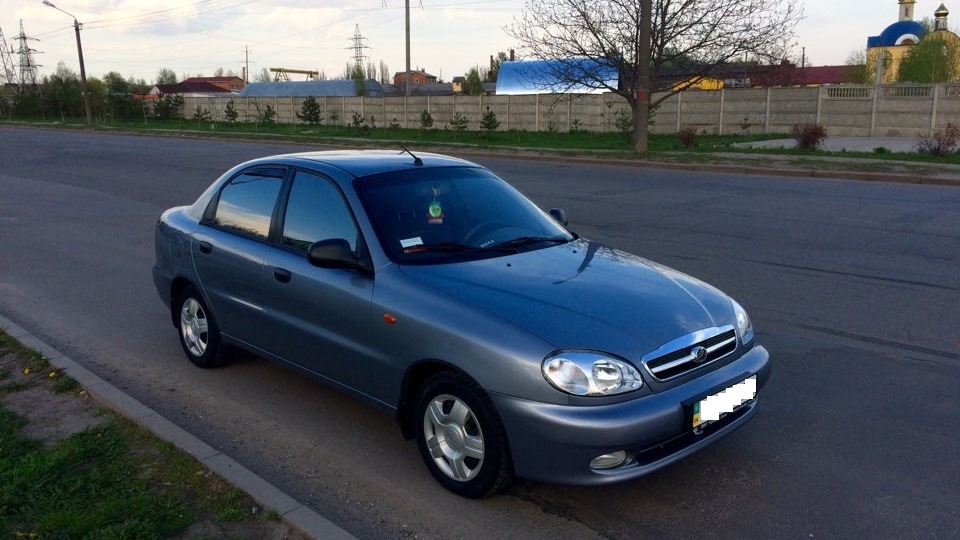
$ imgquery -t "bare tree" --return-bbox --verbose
[156,67,177,85]
[844,50,872,85]
[379,60,390,84]
[508,0,803,151]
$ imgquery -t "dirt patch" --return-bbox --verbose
[1,353,107,444]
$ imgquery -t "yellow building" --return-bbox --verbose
[671,77,725,91]
[867,1,959,82]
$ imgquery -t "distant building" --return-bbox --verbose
[712,62,855,88]
[495,59,618,95]
[393,70,438,86]
[239,79,384,98]
[867,0,959,82]
[148,81,235,97]
[182,76,245,92]
[381,83,454,97]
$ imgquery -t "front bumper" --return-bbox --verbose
[490,344,770,485]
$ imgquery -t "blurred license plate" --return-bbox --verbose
[693,376,757,429]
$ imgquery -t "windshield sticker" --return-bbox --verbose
[400,237,424,249]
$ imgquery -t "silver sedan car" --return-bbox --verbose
[152,150,770,497]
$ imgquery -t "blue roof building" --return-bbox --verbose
[240,79,384,98]
[495,59,619,95]
[867,20,927,47]
[865,1,957,83]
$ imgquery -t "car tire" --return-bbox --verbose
[175,286,230,368]
[415,371,514,497]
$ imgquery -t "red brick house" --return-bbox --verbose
[393,70,438,86]
[182,76,246,92]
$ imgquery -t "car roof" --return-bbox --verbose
[251,150,481,178]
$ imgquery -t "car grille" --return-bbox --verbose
[642,326,737,381]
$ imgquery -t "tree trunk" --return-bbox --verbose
[634,0,652,153]
[633,98,649,152]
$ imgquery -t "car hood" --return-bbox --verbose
[398,239,736,359]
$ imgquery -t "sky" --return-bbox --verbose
[0,0,955,84]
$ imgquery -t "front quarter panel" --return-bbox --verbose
[367,264,560,407]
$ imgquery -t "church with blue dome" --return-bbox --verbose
[868,0,928,48]
[867,1,958,82]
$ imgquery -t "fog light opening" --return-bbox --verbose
[590,450,627,470]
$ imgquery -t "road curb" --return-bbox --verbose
[0,313,358,540]
[3,123,958,187]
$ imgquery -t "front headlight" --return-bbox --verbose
[542,352,643,396]
[731,299,754,345]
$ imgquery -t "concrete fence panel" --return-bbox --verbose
[176,83,954,138]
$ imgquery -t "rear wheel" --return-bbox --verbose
[175,286,230,368]
[415,371,513,497]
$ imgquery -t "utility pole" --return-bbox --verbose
[405,0,411,97]
[42,1,92,127]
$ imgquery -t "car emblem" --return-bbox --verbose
[691,346,708,363]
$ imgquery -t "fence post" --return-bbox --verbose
[718,89,725,135]
[506,95,511,131]
[870,85,880,136]
[536,94,540,132]
[676,91,682,132]
[931,83,941,135]
[816,86,824,125]
[764,87,771,133]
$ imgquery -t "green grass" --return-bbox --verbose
[3,116,785,152]
[0,332,284,539]
[5,115,960,167]
[0,410,194,538]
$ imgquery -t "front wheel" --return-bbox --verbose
[415,371,513,497]
[175,286,230,368]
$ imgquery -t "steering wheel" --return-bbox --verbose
[463,222,508,246]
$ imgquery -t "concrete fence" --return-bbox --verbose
[181,83,960,137]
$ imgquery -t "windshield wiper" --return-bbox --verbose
[405,236,572,256]
[404,242,491,255]
[489,236,570,249]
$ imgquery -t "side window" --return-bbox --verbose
[282,171,359,252]
[212,171,283,239]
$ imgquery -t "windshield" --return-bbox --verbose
[355,166,573,264]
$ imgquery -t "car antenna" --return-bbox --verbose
[396,142,423,166]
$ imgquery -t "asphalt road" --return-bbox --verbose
[1,127,958,539]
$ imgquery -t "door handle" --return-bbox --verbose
[198,241,212,254]
[273,267,292,283]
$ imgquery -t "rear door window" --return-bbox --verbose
[211,170,284,239]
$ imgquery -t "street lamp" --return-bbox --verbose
[42,0,93,126]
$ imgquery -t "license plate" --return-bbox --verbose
[693,375,757,429]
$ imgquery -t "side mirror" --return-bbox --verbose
[307,239,369,273]
[549,207,568,227]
